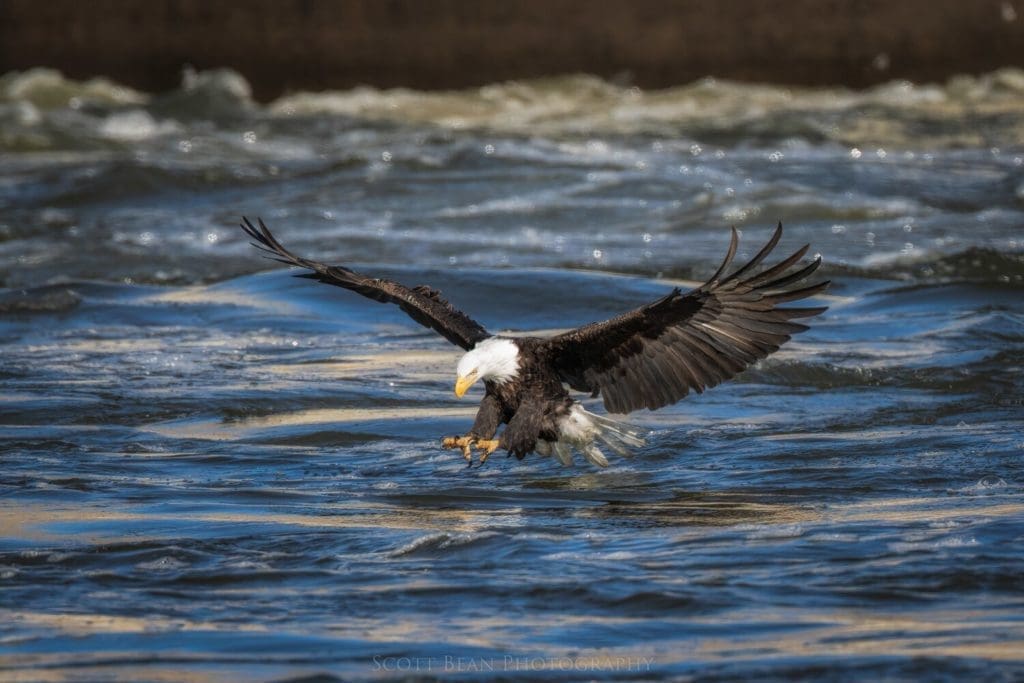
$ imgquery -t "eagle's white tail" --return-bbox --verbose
[535,405,646,468]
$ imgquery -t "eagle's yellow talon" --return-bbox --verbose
[475,439,501,465]
[442,435,476,462]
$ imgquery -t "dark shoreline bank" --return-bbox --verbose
[2,0,1022,101]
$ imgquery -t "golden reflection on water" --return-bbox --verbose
[146,285,290,310]
[3,605,1021,683]
[688,606,1024,661]
[0,665,231,683]
[145,405,477,441]
[4,491,1021,546]
[3,610,269,637]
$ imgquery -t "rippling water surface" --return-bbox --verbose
[2,68,1024,681]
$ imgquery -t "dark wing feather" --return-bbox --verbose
[240,217,490,350]
[542,223,829,413]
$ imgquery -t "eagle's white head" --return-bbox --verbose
[454,337,520,397]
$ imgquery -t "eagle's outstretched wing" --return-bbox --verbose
[542,223,829,413]
[240,217,491,350]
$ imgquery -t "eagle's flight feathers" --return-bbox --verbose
[543,223,828,413]
[241,217,489,350]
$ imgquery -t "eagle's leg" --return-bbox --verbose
[474,439,501,465]
[445,394,503,466]
[441,435,476,463]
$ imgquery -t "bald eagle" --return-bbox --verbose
[240,218,828,467]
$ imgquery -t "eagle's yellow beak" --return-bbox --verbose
[454,371,478,398]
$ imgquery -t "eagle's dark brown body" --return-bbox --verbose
[241,217,829,467]
[472,339,573,459]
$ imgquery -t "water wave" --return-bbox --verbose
[849,247,1024,285]
[3,66,1024,150]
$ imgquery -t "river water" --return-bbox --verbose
[1,67,1023,681]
